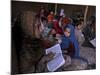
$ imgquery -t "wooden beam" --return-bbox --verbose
[84,5,89,26]
[55,3,57,15]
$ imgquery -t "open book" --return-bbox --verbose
[46,44,65,72]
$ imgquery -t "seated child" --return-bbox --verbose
[47,11,54,28]
[59,26,75,57]
[75,21,85,47]
[47,11,54,23]
[60,25,88,66]
[61,17,80,58]
[41,27,57,48]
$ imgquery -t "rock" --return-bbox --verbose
[63,55,72,67]
[80,46,96,65]
[71,58,88,70]
[63,58,88,71]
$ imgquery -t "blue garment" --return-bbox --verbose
[60,35,71,50]
[67,24,80,57]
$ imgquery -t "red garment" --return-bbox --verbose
[47,14,54,22]
[62,17,71,25]
[53,20,63,35]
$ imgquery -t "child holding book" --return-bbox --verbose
[36,27,73,72]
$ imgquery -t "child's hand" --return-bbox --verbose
[58,39,62,44]
[47,52,55,59]
[46,52,55,62]
[63,50,68,54]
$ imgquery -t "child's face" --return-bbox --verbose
[64,28,71,37]
[77,24,82,30]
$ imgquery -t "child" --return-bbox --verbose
[75,21,85,47]
[53,16,63,35]
[47,11,54,28]
[61,17,80,57]
[62,17,71,30]
[60,26,75,57]
[47,11,54,23]
[41,27,57,48]
[47,28,56,43]
[60,25,88,68]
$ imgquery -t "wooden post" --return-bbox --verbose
[84,6,89,26]
[55,3,57,15]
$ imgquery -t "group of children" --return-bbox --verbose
[34,7,95,72]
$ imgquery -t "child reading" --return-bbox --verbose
[36,27,73,72]
[60,26,75,57]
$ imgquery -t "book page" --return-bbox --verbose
[45,44,65,71]
[90,38,96,47]
[46,44,62,57]
[47,54,65,72]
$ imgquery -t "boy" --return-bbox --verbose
[75,21,85,47]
